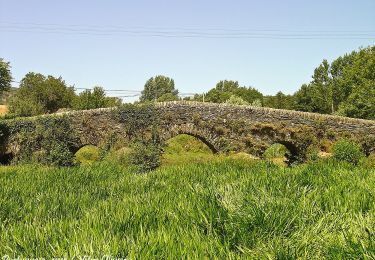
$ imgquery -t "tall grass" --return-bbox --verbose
[0,159,374,258]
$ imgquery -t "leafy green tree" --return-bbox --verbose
[337,82,375,120]
[293,84,317,112]
[263,92,295,110]
[292,45,375,119]
[205,80,263,104]
[251,99,262,107]
[310,59,333,113]
[73,86,121,110]
[8,72,75,116]
[157,93,180,102]
[225,95,249,105]
[140,75,178,102]
[0,58,12,95]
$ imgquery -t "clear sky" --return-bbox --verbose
[1,0,374,101]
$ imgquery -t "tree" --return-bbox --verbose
[337,81,375,120]
[73,86,121,110]
[263,91,294,110]
[311,59,333,114]
[225,95,249,105]
[0,58,12,95]
[291,45,375,119]
[205,80,263,104]
[140,75,178,102]
[293,84,316,112]
[157,93,180,102]
[8,72,75,116]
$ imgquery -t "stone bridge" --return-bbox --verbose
[0,101,374,164]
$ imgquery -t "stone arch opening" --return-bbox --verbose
[165,132,218,154]
[264,141,299,165]
[161,124,220,154]
[162,134,217,165]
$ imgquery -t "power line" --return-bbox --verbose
[10,81,198,99]
[1,23,375,39]
[2,22,374,33]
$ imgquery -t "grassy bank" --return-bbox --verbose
[0,159,374,258]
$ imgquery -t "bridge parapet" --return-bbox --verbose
[0,101,374,164]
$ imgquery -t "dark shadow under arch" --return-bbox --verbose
[280,141,299,164]
[0,152,14,165]
[270,141,299,165]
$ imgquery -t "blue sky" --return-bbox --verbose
[0,0,374,101]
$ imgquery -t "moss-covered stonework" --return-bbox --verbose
[0,101,374,164]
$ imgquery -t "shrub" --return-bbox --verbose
[359,153,375,169]
[32,143,74,166]
[128,141,161,173]
[74,145,101,165]
[306,145,320,162]
[332,139,364,165]
[103,147,133,166]
[8,116,77,166]
[46,143,75,166]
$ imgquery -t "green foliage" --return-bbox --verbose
[0,160,374,258]
[44,142,75,167]
[116,103,158,140]
[8,116,77,166]
[251,98,262,107]
[292,46,375,119]
[73,86,121,110]
[332,139,364,165]
[0,58,12,94]
[306,145,320,162]
[128,141,161,172]
[337,81,375,120]
[263,91,295,109]
[140,75,178,102]
[162,134,215,166]
[205,80,263,104]
[225,94,248,105]
[103,147,132,166]
[74,145,101,165]
[157,92,180,102]
[8,72,75,116]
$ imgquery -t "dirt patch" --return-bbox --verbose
[0,105,8,115]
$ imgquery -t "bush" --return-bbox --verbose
[9,116,77,166]
[306,145,320,162]
[32,143,74,166]
[46,143,75,166]
[74,145,101,165]
[128,141,161,173]
[359,153,375,169]
[225,95,249,105]
[103,147,132,166]
[332,139,364,165]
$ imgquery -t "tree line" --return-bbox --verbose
[0,45,374,119]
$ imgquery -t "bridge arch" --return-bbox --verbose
[159,124,220,154]
[264,140,300,164]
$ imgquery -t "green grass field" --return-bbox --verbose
[0,136,374,258]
